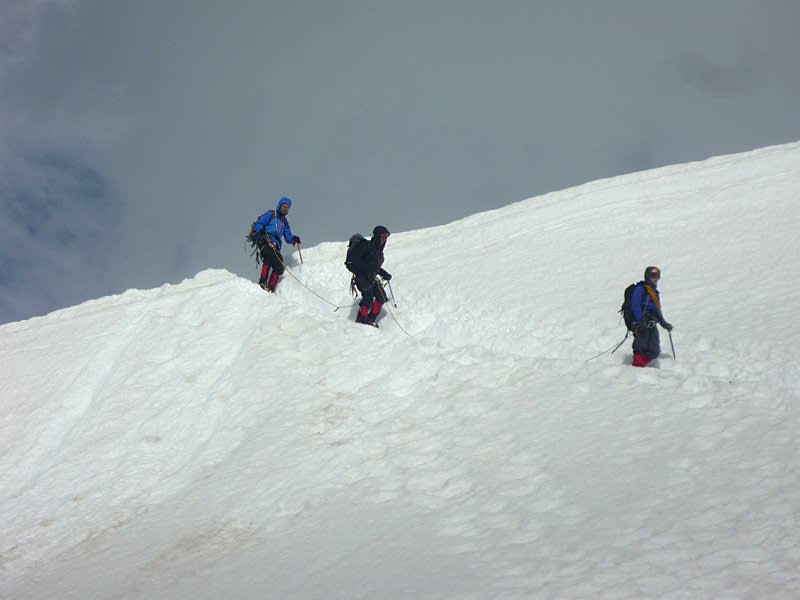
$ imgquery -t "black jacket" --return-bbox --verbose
[351,236,388,278]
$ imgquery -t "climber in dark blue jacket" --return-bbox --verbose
[631,265,673,367]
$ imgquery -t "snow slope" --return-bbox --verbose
[2,142,799,599]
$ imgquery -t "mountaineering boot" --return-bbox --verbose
[632,352,651,368]
[358,316,379,328]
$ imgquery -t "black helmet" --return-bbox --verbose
[644,266,661,281]
[373,225,390,237]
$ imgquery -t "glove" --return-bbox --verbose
[293,236,301,245]
[662,321,673,332]
[380,270,392,281]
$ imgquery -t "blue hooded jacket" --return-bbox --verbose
[253,197,297,250]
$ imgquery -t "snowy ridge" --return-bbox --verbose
[2,142,799,598]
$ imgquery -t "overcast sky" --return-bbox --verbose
[2,0,799,324]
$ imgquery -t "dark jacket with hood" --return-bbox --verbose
[350,228,390,280]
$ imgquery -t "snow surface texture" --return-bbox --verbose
[2,142,799,599]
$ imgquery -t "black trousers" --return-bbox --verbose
[633,325,661,359]
[354,273,387,308]
[260,244,284,275]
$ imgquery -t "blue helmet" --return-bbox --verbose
[276,196,292,211]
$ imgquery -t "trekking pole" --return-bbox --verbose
[296,242,304,264]
[668,330,676,359]
[611,330,630,354]
[387,280,398,307]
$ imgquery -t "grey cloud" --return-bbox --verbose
[0,150,116,322]
[676,54,767,96]
[2,152,111,239]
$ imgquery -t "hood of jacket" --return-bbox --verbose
[276,196,292,212]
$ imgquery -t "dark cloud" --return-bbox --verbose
[0,151,116,322]
[676,54,766,96]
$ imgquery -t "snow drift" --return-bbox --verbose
[2,142,799,598]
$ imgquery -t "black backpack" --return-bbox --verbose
[344,233,368,273]
[620,282,640,331]
[620,281,655,331]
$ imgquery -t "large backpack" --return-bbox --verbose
[619,282,640,331]
[620,281,656,331]
[344,233,368,273]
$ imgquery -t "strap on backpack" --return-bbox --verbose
[643,283,661,312]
